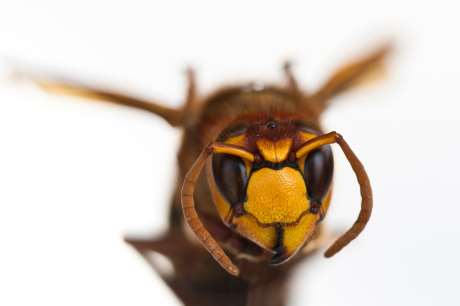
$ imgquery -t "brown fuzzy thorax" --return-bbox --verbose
[195,84,321,146]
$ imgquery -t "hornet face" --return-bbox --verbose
[207,119,333,263]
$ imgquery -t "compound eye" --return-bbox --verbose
[303,145,334,202]
[212,154,248,205]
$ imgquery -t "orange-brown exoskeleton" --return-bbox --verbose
[24,43,390,306]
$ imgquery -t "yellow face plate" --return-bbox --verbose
[245,167,309,224]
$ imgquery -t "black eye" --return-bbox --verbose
[303,145,334,202]
[212,154,248,205]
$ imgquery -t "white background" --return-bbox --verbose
[0,1,459,306]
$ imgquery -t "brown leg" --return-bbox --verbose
[124,232,184,284]
[185,67,197,107]
[181,67,201,127]
[283,61,301,95]
[12,67,197,126]
[311,43,392,111]
[125,231,251,306]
